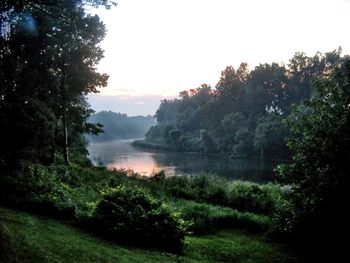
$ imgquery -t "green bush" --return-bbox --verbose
[157,174,281,215]
[161,174,227,203]
[169,200,271,234]
[0,162,76,218]
[0,163,128,219]
[226,182,282,214]
[93,186,189,253]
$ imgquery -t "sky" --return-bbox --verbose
[87,0,350,116]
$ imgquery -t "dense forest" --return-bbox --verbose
[142,49,345,159]
[87,111,155,142]
[1,0,350,262]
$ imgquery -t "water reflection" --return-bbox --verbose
[88,139,282,182]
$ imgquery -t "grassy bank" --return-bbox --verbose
[0,207,298,263]
[0,162,299,260]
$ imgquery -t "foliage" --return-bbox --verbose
[143,50,345,159]
[200,129,217,153]
[144,125,163,143]
[93,186,189,252]
[231,128,255,158]
[132,139,172,151]
[0,160,286,254]
[0,162,77,218]
[275,57,350,258]
[168,199,271,235]
[151,174,282,215]
[87,111,155,142]
[0,162,130,219]
[0,0,108,168]
[254,115,290,159]
[226,181,282,215]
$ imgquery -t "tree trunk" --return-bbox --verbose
[59,69,69,165]
[50,123,58,164]
[62,113,69,165]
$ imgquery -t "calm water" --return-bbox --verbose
[88,139,283,182]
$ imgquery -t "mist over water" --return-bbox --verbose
[88,139,282,182]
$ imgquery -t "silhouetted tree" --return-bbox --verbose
[276,57,350,260]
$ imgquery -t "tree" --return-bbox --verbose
[45,5,108,164]
[0,0,109,167]
[169,129,182,148]
[143,50,345,159]
[254,115,289,159]
[247,63,290,118]
[215,63,247,115]
[231,128,254,158]
[1,1,116,39]
[288,48,343,104]
[200,129,216,153]
[276,57,350,259]
[219,112,246,152]
[155,99,180,125]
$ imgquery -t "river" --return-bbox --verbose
[87,139,283,183]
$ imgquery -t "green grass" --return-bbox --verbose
[168,199,272,234]
[0,207,299,263]
[186,231,298,263]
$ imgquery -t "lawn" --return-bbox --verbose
[0,207,299,263]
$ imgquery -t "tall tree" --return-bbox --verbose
[276,57,350,259]
[0,0,109,167]
[215,63,248,115]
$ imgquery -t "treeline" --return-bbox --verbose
[87,111,155,142]
[145,49,344,159]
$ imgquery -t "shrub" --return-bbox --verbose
[272,196,298,237]
[93,186,189,253]
[0,162,76,218]
[169,199,271,234]
[162,176,195,200]
[0,162,135,220]
[226,182,281,214]
[161,174,227,203]
[157,174,282,215]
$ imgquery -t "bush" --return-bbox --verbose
[161,174,227,203]
[169,199,271,234]
[0,163,127,219]
[0,162,77,218]
[226,182,282,214]
[93,186,189,253]
[157,174,281,215]
[191,175,227,203]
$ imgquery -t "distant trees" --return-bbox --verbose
[254,116,289,159]
[88,111,155,142]
[144,49,346,159]
[0,0,110,167]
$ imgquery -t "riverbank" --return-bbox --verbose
[0,207,298,263]
[0,163,301,261]
[132,139,172,151]
[89,139,280,182]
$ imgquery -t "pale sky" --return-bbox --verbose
[88,0,350,115]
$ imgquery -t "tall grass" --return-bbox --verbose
[168,199,272,234]
[143,173,283,215]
